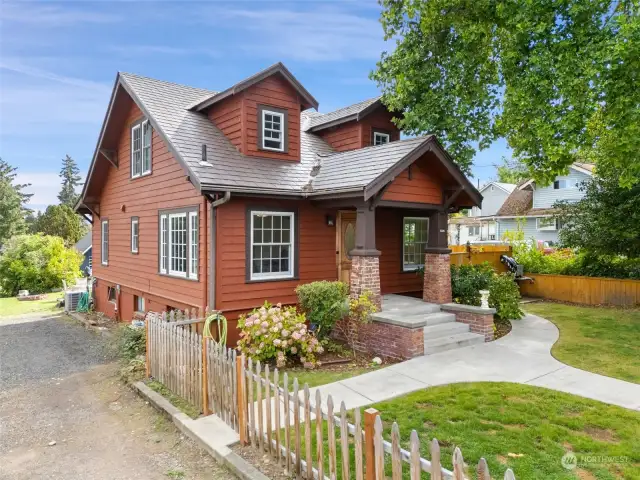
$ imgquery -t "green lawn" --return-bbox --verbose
[524,302,640,384]
[290,383,640,480]
[283,365,379,389]
[0,293,62,318]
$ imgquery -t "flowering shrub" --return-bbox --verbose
[237,302,324,368]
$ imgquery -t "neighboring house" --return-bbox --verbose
[75,62,481,342]
[74,229,92,274]
[491,163,594,245]
[449,182,515,245]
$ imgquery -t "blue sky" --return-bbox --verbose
[0,0,510,211]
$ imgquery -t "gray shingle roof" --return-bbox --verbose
[311,136,431,194]
[303,97,381,132]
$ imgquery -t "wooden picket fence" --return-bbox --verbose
[146,310,519,479]
[239,359,518,480]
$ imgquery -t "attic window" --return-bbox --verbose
[262,110,284,152]
[131,119,152,178]
[373,131,390,146]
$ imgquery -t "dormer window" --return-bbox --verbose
[259,106,287,152]
[373,131,390,146]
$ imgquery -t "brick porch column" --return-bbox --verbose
[423,211,452,304]
[349,205,382,309]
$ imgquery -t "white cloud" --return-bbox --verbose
[0,3,119,26]
[17,171,86,210]
[202,6,387,62]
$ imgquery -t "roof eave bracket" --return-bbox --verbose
[99,149,118,169]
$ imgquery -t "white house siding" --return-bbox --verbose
[532,168,591,208]
[497,218,560,244]
[477,186,511,216]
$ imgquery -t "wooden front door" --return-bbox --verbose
[337,211,357,284]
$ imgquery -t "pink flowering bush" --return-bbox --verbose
[237,301,324,368]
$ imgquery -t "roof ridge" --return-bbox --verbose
[316,95,381,117]
[318,135,429,158]
[119,72,217,95]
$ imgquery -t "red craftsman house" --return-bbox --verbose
[76,63,481,345]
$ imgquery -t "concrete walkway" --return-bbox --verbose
[310,313,640,411]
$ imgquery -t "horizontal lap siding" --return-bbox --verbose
[377,208,423,294]
[244,76,301,161]
[360,108,400,147]
[382,158,443,204]
[208,94,243,151]
[92,101,206,319]
[318,121,361,151]
[216,198,337,342]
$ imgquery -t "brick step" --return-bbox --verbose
[423,332,485,355]
[422,321,470,340]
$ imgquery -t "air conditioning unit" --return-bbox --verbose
[65,291,82,312]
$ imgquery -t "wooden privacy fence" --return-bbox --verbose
[519,273,640,306]
[449,244,512,273]
[238,358,518,480]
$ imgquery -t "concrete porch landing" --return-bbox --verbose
[373,294,486,354]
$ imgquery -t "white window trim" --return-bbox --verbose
[101,220,108,266]
[131,120,152,179]
[135,295,145,312]
[131,124,142,178]
[250,211,295,281]
[189,211,198,280]
[402,217,429,272]
[536,217,558,231]
[141,120,152,175]
[159,209,198,280]
[168,212,188,278]
[131,218,139,253]
[373,132,390,146]
[261,110,285,152]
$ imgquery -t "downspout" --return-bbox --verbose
[208,192,231,312]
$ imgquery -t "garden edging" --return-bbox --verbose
[131,381,269,480]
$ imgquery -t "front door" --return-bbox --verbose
[337,211,357,284]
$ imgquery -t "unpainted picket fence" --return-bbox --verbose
[146,310,518,479]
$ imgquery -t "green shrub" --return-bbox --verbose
[295,281,348,339]
[116,324,146,360]
[238,302,323,368]
[450,263,494,305]
[0,234,82,296]
[489,273,524,320]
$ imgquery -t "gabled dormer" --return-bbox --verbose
[190,63,318,162]
[303,97,401,152]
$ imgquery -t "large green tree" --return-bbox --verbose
[494,157,529,185]
[0,159,32,246]
[557,171,640,258]
[372,0,640,185]
[58,154,82,207]
[33,204,87,246]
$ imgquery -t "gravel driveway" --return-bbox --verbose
[0,313,235,480]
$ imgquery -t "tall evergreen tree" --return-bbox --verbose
[0,158,32,246]
[58,155,82,207]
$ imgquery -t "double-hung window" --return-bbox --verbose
[249,211,295,281]
[101,220,109,265]
[131,119,152,178]
[373,131,390,146]
[403,217,429,271]
[131,217,139,253]
[261,109,285,152]
[468,226,480,236]
[159,207,198,279]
